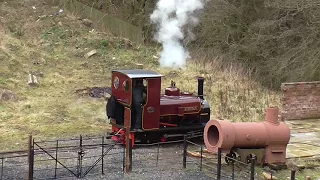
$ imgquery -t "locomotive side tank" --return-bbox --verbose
[159,78,210,126]
[203,107,290,164]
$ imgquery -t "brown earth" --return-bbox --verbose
[0,88,15,101]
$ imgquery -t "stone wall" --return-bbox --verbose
[281,81,320,120]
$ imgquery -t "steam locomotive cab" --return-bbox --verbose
[106,69,210,145]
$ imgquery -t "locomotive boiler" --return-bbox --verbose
[203,107,290,165]
[106,69,210,146]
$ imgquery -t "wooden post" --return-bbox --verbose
[125,127,132,173]
[217,148,221,180]
[129,138,132,171]
[27,134,34,180]
[183,135,187,168]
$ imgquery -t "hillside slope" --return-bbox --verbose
[0,0,279,151]
[78,0,320,88]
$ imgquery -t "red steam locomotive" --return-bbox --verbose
[106,69,210,146]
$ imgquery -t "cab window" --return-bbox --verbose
[123,79,130,93]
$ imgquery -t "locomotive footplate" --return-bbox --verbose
[227,148,265,165]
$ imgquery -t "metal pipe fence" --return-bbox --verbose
[182,137,257,180]
[181,136,306,180]
[0,134,315,180]
[0,153,29,180]
[0,134,125,180]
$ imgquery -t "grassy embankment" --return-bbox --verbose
[0,0,279,152]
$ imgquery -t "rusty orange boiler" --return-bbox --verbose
[203,107,290,165]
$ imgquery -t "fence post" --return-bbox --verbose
[27,134,34,180]
[200,145,203,171]
[232,161,235,180]
[183,135,187,169]
[125,128,132,173]
[54,140,59,179]
[101,136,104,175]
[77,135,83,178]
[1,157,3,180]
[290,170,296,180]
[217,148,221,180]
[156,142,159,167]
[128,137,132,172]
[122,144,125,172]
[250,155,256,180]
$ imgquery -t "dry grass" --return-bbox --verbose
[0,0,280,152]
[156,61,280,122]
[192,0,320,88]
[74,0,320,89]
[0,0,148,151]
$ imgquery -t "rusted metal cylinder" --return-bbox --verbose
[204,120,268,153]
[204,107,290,164]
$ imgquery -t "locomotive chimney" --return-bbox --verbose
[265,106,280,125]
[197,77,204,100]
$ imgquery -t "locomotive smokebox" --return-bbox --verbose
[197,77,204,100]
[203,107,290,164]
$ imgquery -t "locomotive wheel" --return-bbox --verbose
[225,151,237,165]
[246,154,253,164]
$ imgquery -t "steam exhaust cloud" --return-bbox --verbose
[150,0,207,68]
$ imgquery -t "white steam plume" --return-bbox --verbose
[150,0,206,68]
